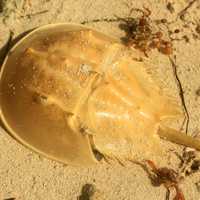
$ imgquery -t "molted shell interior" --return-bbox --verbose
[0,23,190,165]
[0,24,119,165]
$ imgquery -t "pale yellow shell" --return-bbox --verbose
[0,23,200,165]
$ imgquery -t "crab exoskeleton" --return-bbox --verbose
[0,23,199,165]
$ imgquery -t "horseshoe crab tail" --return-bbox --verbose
[158,126,200,151]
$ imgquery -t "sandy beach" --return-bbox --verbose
[0,0,200,199]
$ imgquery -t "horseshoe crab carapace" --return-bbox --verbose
[0,23,199,165]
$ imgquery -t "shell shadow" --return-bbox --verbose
[0,28,36,67]
[0,27,36,134]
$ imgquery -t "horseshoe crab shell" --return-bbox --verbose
[0,23,200,165]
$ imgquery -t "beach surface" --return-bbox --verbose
[0,0,200,199]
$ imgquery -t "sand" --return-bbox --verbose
[0,0,200,199]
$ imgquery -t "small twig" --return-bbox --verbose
[169,56,190,134]
[178,0,198,19]
[20,10,49,18]
[81,17,120,25]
